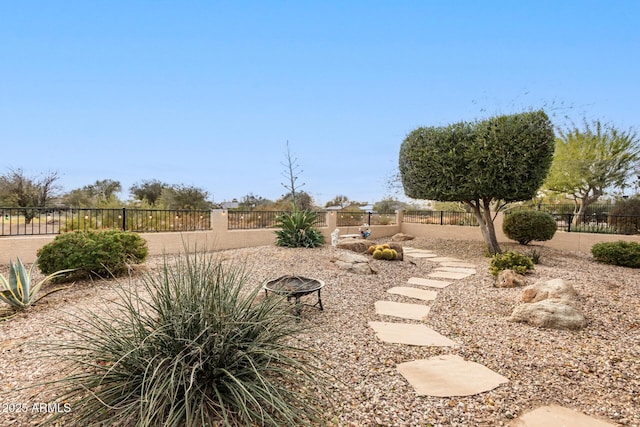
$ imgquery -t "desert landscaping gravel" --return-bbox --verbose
[1,237,638,426]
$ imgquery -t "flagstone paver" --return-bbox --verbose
[374,300,430,321]
[434,267,477,274]
[407,277,453,289]
[512,405,617,427]
[439,261,477,268]
[397,355,509,397]
[368,321,457,346]
[387,286,438,301]
[405,252,438,259]
[428,271,473,280]
[423,256,464,263]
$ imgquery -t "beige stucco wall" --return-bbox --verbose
[1,210,638,265]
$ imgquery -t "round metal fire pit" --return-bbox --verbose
[263,275,325,318]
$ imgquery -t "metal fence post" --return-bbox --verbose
[122,207,126,230]
[567,214,572,232]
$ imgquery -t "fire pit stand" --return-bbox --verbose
[263,275,325,318]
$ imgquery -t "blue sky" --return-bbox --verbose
[2,1,638,206]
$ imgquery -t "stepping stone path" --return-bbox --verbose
[370,246,616,425]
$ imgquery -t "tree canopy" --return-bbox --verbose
[399,110,555,254]
[0,168,61,223]
[544,120,640,218]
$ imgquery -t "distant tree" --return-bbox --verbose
[373,198,408,214]
[280,141,305,210]
[130,180,168,206]
[325,195,350,208]
[275,191,315,211]
[0,168,61,223]
[238,193,273,210]
[61,188,94,207]
[399,110,555,254]
[84,179,122,205]
[544,120,640,221]
[160,185,213,210]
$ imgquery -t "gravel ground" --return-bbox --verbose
[1,237,639,426]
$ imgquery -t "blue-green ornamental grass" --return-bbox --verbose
[42,250,328,426]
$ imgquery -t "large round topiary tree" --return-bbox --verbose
[503,210,558,245]
[399,110,555,254]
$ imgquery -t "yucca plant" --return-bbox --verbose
[0,258,73,312]
[275,210,325,248]
[43,250,328,426]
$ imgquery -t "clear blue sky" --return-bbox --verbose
[2,1,638,206]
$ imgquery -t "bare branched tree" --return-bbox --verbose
[280,141,305,210]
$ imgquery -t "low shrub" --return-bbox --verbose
[591,240,640,268]
[44,251,327,426]
[503,210,557,245]
[275,210,325,248]
[489,251,534,276]
[36,230,148,281]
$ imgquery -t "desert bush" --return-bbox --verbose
[275,210,325,248]
[503,210,557,245]
[591,240,640,268]
[489,251,534,276]
[43,251,327,426]
[37,230,148,281]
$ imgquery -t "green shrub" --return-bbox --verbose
[489,251,534,276]
[503,210,557,245]
[275,210,325,248]
[44,251,327,426]
[591,240,640,268]
[36,230,148,281]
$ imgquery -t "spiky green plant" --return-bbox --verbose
[42,250,328,426]
[0,258,73,312]
[274,210,325,248]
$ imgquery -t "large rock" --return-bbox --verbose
[521,278,577,303]
[336,239,375,254]
[391,233,415,242]
[331,251,377,275]
[495,269,526,288]
[509,299,586,330]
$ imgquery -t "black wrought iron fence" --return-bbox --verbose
[403,210,479,226]
[226,211,327,230]
[336,211,396,227]
[0,207,211,236]
[547,212,640,234]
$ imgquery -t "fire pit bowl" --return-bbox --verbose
[263,275,325,318]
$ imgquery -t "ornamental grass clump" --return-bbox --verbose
[44,250,327,426]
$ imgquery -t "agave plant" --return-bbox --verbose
[0,258,73,311]
[275,210,325,248]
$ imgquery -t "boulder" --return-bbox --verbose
[391,233,415,242]
[509,299,586,330]
[495,269,526,288]
[337,239,375,254]
[520,278,577,303]
[331,251,377,275]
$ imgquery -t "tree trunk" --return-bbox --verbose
[464,199,502,255]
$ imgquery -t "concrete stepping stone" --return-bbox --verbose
[439,261,477,268]
[513,404,617,427]
[368,321,457,347]
[428,271,473,280]
[407,277,452,288]
[387,286,437,301]
[397,354,509,397]
[408,277,453,289]
[434,267,476,274]
[403,247,432,253]
[405,252,438,259]
[422,256,464,263]
[374,300,430,321]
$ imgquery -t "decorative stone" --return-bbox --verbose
[368,321,456,346]
[330,251,377,275]
[509,299,586,330]
[495,269,526,288]
[513,404,617,427]
[520,278,577,303]
[391,232,415,241]
[336,239,375,254]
